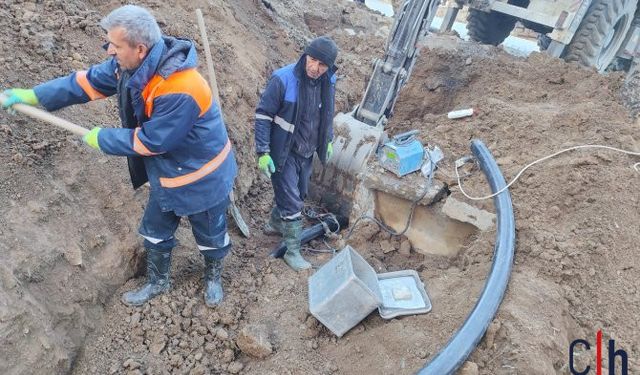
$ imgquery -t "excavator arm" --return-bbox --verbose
[355,0,440,127]
[312,0,439,219]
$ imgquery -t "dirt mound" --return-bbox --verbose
[389,36,640,373]
[1,1,639,375]
[0,0,388,374]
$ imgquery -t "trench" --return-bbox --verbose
[5,7,629,371]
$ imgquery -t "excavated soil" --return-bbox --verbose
[1,1,639,375]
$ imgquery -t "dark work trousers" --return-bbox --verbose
[271,152,314,219]
[138,192,231,260]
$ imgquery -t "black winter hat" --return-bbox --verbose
[304,36,338,68]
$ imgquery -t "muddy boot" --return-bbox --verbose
[204,257,224,307]
[121,249,172,306]
[282,218,312,271]
[263,207,284,236]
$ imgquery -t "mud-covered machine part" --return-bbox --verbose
[311,0,439,219]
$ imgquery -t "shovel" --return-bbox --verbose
[196,9,251,238]
[0,93,89,136]
[1,88,251,239]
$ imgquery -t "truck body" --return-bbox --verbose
[439,0,640,73]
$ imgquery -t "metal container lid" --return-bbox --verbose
[377,270,432,319]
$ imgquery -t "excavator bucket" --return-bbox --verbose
[311,0,439,219]
[311,112,383,218]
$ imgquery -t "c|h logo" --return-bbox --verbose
[569,330,629,375]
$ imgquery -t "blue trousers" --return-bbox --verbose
[271,152,314,219]
[138,193,231,260]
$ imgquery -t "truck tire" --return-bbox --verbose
[621,60,640,117]
[563,0,637,72]
[466,8,517,46]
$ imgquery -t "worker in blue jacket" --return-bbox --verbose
[2,5,237,307]
[254,36,338,271]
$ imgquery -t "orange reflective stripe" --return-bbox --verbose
[159,139,231,188]
[133,128,159,156]
[142,75,163,118]
[75,71,106,100]
[142,69,212,118]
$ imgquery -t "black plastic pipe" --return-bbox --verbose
[417,139,516,375]
[270,214,349,258]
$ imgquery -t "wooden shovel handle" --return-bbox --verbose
[0,93,89,136]
[196,9,221,107]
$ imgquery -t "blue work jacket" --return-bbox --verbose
[254,54,336,170]
[34,36,237,216]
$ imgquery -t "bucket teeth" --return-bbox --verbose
[311,113,383,219]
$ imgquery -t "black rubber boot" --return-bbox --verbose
[282,218,311,271]
[204,257,224,307]
[121,249,172,306]
[263,206,284,236]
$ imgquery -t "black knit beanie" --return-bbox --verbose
[304,36,338,67]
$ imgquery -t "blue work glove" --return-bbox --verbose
[2,89,39,113]
[258,154,275,178]
[326,141,333,160]
[83,127,102,150]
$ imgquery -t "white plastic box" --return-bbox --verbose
[308,246,382,337]
[377,270,432,319]
[308,246,432,337]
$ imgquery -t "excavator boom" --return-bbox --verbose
[312,0,439,218]
[356,0,439,126]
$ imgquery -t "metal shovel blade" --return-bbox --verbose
[228,191,250,238]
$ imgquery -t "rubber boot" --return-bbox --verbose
[122,249,172,306]
[204,257,224,307]
[263,206,284,236]
[282,218,312,271]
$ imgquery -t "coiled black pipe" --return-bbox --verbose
[418,139,516,374]
[270,215,349,258]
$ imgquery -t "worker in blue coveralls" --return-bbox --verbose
[2,5,237,307]
[254,36,338,271]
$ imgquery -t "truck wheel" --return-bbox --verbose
[537,34,552,51]
[621,60,640,117]
[564,0,637,72]
[466,8,518,46]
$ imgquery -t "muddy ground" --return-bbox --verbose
[0,1,639,375]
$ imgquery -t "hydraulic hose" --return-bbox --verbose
[270,214,349,258]
[418,139,516,375]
